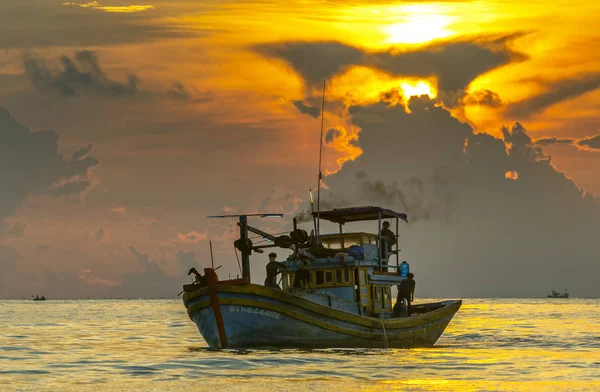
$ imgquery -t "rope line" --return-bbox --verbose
[379,318,390,350]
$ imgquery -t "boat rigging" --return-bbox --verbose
[181,206,461,349]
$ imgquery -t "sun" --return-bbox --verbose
[381,5,455,45]
[401,81,436,99]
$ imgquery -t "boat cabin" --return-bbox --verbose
[279,206,409,318]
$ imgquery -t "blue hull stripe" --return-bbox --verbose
[184,285,460,349]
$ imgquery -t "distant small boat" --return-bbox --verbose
[32,295,46,301]
[547,290,569,298]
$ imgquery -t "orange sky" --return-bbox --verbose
[0,0,599,297]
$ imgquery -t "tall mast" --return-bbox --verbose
[316,79,326,244]
[206,213,283,282]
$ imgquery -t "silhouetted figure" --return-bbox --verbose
[188,267,206,286]
[293,259,311,291]
[264,252,285,289]
[380,221,396,253]
[380,221,396,271]
[394,273,416,316]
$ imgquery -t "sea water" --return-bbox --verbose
[1,298,598,391]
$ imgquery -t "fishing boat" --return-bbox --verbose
[547,289,569,298]
[182,206,462,349]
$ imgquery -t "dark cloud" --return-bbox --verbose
[463,89,503,107]
[166,82,191,100]
[129,246,164,277]
[175,250,199,275]
[353,171,453,223]
[0,222,25,239]
[372,38,524,92]
[257,189,300,213]
[119,246,167,297]
[295,195,352,224]
[535,137,575,146]
[502,122,540,158]
[346,96,472,175]
[72,144,93,161]
[281,193,295,201]
[325,128,341,144]
[295,170,453,224]
[0,1,197,49]
[577,134,600,150]
[24,50,191,100]
[49,180,93,197]
[35,244,50,252]
[0,107,99,220]
[316,94,600,297]
[507,74,600,118]
[293,100,321,118]
[24,50,139,97]
[534,134,600,151]
[257,36,525,93]
[115,246,190,298]
[0,246,18,281]
[95,228,104,242]
[40,270,83,298]
[256,41,365,86]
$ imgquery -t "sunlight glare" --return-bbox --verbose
[401,81,435,99]
[328,66,437,106]
[382,5,455,44]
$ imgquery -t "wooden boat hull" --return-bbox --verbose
[183,283,461,349]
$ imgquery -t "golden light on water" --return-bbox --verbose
[1,299,599,391]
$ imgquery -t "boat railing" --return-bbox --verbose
[378,264,400,270]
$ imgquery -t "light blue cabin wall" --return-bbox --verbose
[294,290,360,314]
[362,244,379,261]
[315,286,355,302]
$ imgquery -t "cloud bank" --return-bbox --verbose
[0,107,99,220]
[314,94,600,297]
[23,50,190,99]
[257,36,526,94]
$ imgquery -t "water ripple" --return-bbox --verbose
[0,298,598,391]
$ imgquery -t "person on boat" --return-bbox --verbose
[293,259,312,291]
[188,267,206,286]
[380,221,396,253]
[380,221,396,270]
[264,252,285,289]
[395,273,416,316]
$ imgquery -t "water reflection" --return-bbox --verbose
[0,299,598,391]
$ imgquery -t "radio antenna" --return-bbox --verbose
[309,189,317,240]
[209,240,215,269]
[316,79,326,244]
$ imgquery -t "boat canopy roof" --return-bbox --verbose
[313,206,408,224]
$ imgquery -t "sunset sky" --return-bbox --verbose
[1,0,599,298]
